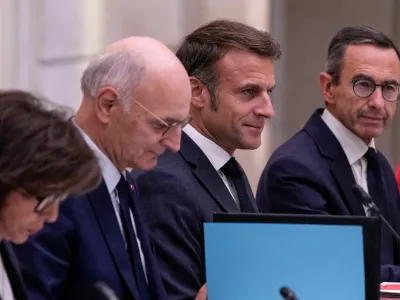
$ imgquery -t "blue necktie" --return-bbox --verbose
[221,157,254,212]
[116,175,150,300]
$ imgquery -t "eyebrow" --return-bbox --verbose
[162,117,186,124]
[237,83,276,91]
[353,74,400,85]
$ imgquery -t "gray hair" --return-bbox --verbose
[80,51,145,110]
[325,25,400,85]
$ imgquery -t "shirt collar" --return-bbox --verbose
[321,109,375,165]
[73,119,121,194]
[183,124,232,171]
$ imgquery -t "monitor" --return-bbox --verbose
[203,213,381,300]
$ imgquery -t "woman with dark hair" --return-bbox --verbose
[0,90,101,300]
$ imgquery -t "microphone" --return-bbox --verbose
[352,184,400,243]
[280,286,298,300]
[93,282,120,300]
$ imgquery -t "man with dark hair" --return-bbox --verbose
[257,25,400,281]
[133,19,281,299]
[13,37,201,300]
[0,90,101,300]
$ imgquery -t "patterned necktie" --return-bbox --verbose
[221,157,254,212]
[116,175,150,300]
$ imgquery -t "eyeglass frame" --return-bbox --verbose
[132,99,192,136]
[351,78,400,102]
[34,193,68,213]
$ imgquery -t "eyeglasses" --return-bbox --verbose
[35,193,68,213]
[133,99,192,136]
[352,79,400,102]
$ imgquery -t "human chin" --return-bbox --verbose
[354,123,383,142]
[238,134,262,150]
[6,230,29,244]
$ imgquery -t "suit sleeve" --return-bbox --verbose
[12,202,75,300]
[135,169,203,300]
[256,156,330,214]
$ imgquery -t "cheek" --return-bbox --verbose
[386,102,397,118]
[0,192,43,242]
[339,95,362,117]
[0,206,37,236]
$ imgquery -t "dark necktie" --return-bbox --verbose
[364,148,395,266]
[116,175,150,300]
[364,147,385,214]
[221,157,254,212]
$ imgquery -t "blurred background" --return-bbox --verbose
[1,0,400,191]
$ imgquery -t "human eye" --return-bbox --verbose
[242,87,257,96]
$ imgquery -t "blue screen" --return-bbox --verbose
[204,222,365,300]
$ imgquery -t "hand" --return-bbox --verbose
[194,284,207,300]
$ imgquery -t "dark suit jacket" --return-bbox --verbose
[256,108,400,282]
[132,132,257,300]
[0,241,29,300]
[12,174,166,300]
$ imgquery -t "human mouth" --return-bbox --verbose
[359,116,385,122]
[28,227,41,235]
[151,151,165,157]
[243,124,264,133]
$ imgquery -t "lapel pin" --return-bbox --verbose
[130,184,135,191]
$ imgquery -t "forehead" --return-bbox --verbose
[133,71,191,119]
[216,50,275,86]
[342,44,400,81]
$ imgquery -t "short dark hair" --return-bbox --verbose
[0,90,102,203]
[176,19,282,110]
[326,25,400,85]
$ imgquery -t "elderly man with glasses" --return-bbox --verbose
[12,36,209,300]
[257,25,400,282]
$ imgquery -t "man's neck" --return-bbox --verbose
[189,121,235,155]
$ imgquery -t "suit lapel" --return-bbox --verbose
[305,109,365,216]
[241,167,258,212]
[125,174,167,300]
[1,241,29,300]
[331,157,366,215]
[194,154,240,212]
[180,132,240,212]
[88,180,140,299]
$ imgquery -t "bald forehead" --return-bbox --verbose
[105,37,165,53]
[104,36,190,105]
[105,37,180,70]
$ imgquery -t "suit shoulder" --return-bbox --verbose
[133,151,190,180]
[57,193,91,222]
[269,129,320,165]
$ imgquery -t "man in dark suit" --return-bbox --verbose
[0,90,102,300]
[256,25,400,282]
[12,37,196,300]
[133,20,282,299]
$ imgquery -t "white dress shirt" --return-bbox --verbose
[321,109,375,215]
[183,125,239,205]
[0,246,14,300]
[77,125,148,281]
